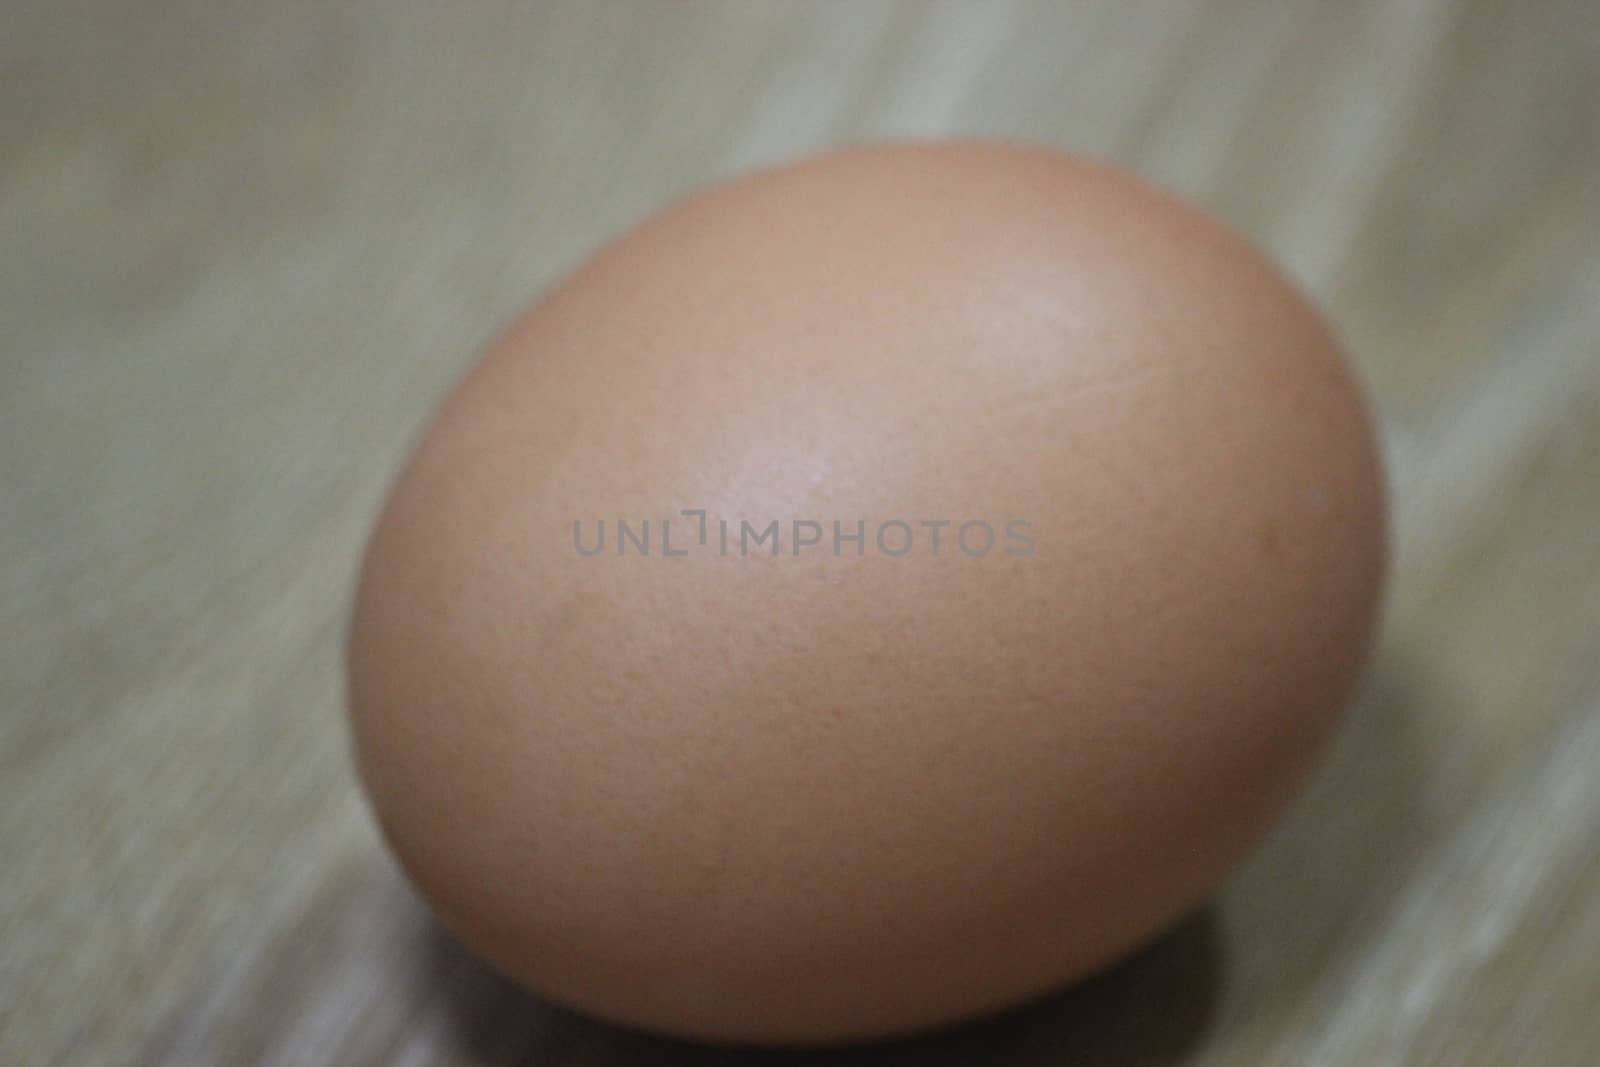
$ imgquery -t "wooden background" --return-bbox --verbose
[4,2,1598,1064]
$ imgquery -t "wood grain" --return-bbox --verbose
[3,2,1597,1064]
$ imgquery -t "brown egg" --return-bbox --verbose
[347,142,1385,1045]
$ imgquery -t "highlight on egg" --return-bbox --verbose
[346,141,1386,1045]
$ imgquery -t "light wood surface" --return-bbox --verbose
[4,3,1598,1064]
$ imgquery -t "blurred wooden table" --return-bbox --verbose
[4,3,1599,1064]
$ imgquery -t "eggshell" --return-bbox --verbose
[347,142,1385,1044]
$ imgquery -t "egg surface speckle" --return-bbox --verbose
[347,142,1385,1045]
